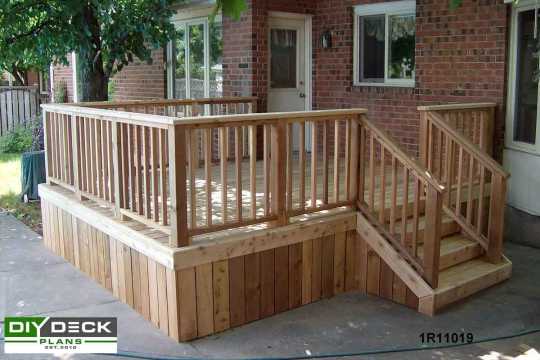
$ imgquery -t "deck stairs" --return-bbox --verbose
[356,111,511,315]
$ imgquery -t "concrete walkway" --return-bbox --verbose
[1,212,539,360]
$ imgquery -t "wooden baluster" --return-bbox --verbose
[95,119,103,198]
[264,124,271,215]
[310,121,318,208]
[348,118,359,203]
[220,127,228,223]
[427,121,433,173]
[322,120,329,204]
[286,123,293,211]
[357,122,365,204]
[121,124,130,210]
[423,185,443,288]
[65,115,73,185]
[135,125,143,214]
[79,117,87,192]
[71,115,82,200]
[101,120,108,199]
[249,125,257,218]
[205,128,213,227]
[455,147,464,216]
[412,177,421,256]
[159,129,168,225]
[127,125,135,211]
[401,167,409,245]
[379,145,386,223]
[369,131,375,211]
[168,125,189,247]
[188,129,197,228]
[235,126,243,221]
[299,121,306,210]
[111,121,123,218]
[89,118,96,195]
[389,156,397,234]
[271,122,287,225]
[476,167,486,235]
[151,128,159,222]
[437,127,443,178]
[143,127,151,218]
[466,155,475,223]
[334,120,340,203]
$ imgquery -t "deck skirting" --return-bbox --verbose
[39,184,420,341]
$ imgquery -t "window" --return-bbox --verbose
[169,16,223,99]
[353,1,416,87]
[270,29,298,88]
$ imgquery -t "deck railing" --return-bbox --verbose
[418,107,509,263]
[357,114,446,288]
[81,96,257,117]
[42,100,365,247]
[418,103,496,156]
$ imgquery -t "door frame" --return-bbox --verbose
[505,0,540,155]
[267,11,313,112]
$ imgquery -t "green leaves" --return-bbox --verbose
[215,0,247,21]
[449,0,463,10]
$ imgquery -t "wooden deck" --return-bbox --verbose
[39,98,511,341]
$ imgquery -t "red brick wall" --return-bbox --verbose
[312,0,509,157]
[51,50,165,103]
[52,57,75,103]
[111,49,166,101]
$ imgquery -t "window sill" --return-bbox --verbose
[353,81,415,88]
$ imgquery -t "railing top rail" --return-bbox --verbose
[360,114,447,193]
[0,85,39,91]
[417,102,496,112]
[427,111,509,179]
[41,103,176,127]
[79,96,258,108]
[173,108,368,126]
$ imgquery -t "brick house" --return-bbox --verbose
[51,0,540,216]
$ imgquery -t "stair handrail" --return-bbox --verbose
[420,110,509,263]
[358,114,446,288]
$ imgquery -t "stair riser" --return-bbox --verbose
[434,262,512,312]
[439,244,483,270]
[402,220,460,245]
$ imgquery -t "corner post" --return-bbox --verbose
[487,174,506,263]
[423,185,443,288]
[271,121,287,226]
[43,110,52,184]
[168,124,190,247]
[418,109,429,168]
[357,114,366,204]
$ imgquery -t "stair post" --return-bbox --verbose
[487,174,506,263]
[418,110,429,168]
[423,185,443,288]
[270,121,287,226]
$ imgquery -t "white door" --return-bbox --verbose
[268,15,310,151]
[268,17,306,112]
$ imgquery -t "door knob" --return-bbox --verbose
[299,93,306,98]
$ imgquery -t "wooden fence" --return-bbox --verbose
[0,86,43,136]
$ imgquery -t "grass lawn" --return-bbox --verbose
[0,153,42,234]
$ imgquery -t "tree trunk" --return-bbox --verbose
[77,4,109,102]
[78,56,108,102]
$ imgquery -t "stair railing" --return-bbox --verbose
[418,109,509,263]
[357,114,447,288]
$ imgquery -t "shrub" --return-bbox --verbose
[0,124,33,153]
[54,80,67,103]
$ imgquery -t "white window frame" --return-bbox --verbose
[505,0,540,155]
[353,1,416,88]
[167,7,222,99]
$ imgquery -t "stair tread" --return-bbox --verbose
[436,257,512,293]
[394,213,456,233]
[418,234,478,257]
